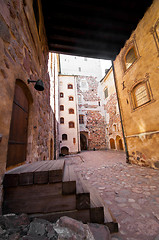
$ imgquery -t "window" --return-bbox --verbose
[150,19,159,55]
[113,125,117,132]
[73,138,76,144]
[60,92,64,98]
[69,121,75,128]
[69,96,74,101]
[104,88,108,99]
[62,134,67,141]
[79,115,84,124]
[69,108,74,114]
[68,84,73,89]
[79,67,81,72]
[125,47,137,70]
[60,105,64,111]
[132,82,150,108]
[60,117,64,124]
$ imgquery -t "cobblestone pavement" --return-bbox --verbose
[64,150,159,240]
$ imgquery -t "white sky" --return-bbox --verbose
[100,59,112,77]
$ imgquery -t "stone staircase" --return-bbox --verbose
[3,160,118,233]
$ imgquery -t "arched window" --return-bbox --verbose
[68,84,73,89]
[62,134,67,141]
[60,92,64,98]
[132,82,150,109]
[60,117,64,124]
[69,108,74,114]
[125,47,137,70]
[69,96,74,101]
[60,105,64,111]
[69,121,75,128]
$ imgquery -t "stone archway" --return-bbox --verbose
[80,133,88,150]
[110,138,115,149]
[116,135,124,150]
[61,146,69,155]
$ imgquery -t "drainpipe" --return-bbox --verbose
[53,54,57,160]
[74,76,80,152]
[111,61,129,163]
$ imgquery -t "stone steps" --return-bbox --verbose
[3,159,118,233]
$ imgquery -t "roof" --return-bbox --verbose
[41,0,152,60]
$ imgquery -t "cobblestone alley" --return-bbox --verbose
[63,150,159,240]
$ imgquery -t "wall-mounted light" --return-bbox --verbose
[27,79,44,91]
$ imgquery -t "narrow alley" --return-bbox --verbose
[63,150,159,240]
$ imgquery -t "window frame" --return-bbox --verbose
[69,121,75,128]
[104,87,108,99]
[79,115,84,124]
[69,108,74,114]
[60,117,64,124]
[68,84,73,89]
[60,105,64,111]
[60,92,64,98]
[128,75,155,111]
[62,134,67,141]
[124,46,137,71]
[69,96,74,101]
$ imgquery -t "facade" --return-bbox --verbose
[0,0,54,206]
[59,55,107,153]
[114,0,159,168]
[60,54,103,81]
[100,68,124,151]
[76,75,107,150]
[48,53,60,159]
[59,75,80,154]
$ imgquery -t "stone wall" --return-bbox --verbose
[114,0,159,168]
[0,0,54,208]
[100,68,124,151]
[76,75,106,150]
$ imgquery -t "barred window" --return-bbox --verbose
[79,115,84,124]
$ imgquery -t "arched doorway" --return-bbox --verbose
[116,135,124,150]
[80,133,87,150]
[61,146,69,155]
[7,81,30,168]
[110,138,115,149]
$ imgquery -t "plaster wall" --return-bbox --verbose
[114,0,159,167]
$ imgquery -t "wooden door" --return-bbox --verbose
[7,84,29,168]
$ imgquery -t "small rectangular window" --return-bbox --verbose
[73,138,76,144]
[104,88,108,99]
[79,115,84,124]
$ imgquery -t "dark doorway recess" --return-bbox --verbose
[110,138,115,150]
[61,146,69,155]
[80,133,87,151]
[7,81,29,168]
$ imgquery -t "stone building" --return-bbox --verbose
[76,75,107,150]
[0,0,54,205]
[58,74,80,154]
[58,55,107,152]
[100,68,124,151]
[113,0,159,168]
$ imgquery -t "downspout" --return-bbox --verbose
[111,61,129,163]
[53,54,57,160]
